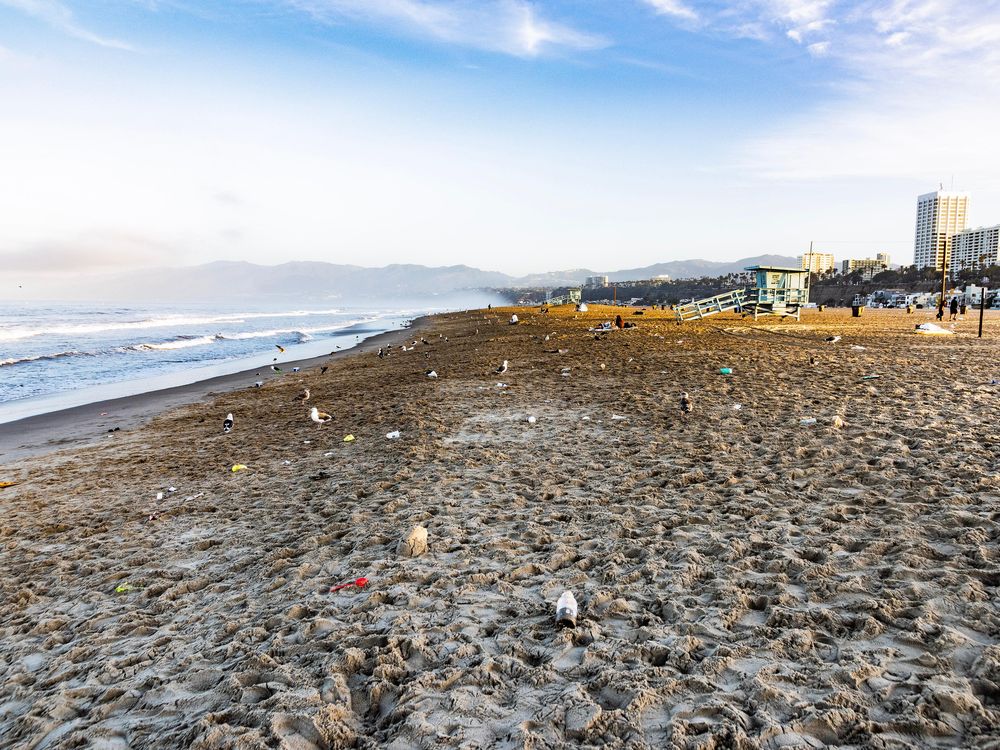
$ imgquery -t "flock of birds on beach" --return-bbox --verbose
[223,318,713,444]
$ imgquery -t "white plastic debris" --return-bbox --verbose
[850,345,866,351]
[556,591,578,628]
[527,416,536,424]
[800,417,817,425]
[915,323,954,335]
[155,492,163,501]
[385,430,401,439]
[426,370,438,378]
[611,414,627,421]
[732,403,743,411]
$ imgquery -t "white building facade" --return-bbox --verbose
[913,190,969,270]
[798,252,835,274]
[949,225,999,275]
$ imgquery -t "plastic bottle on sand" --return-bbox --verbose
[556,591,578,628]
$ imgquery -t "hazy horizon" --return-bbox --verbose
[2,1,999,286]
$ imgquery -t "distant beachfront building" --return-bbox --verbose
[798,252,835,274]
[913,189,969,270]
[841,252,891,278]
[949,225,1000,275]
[585,275,609,289]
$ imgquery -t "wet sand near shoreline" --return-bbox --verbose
[0,321,426,464]
[1,305,999,749]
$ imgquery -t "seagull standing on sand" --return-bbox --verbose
[294,388,310,404]
[223,413,234,433]
[310,407,332,425]
[680,392,693,416]
[271,365,282,373]
[496,360,509,375]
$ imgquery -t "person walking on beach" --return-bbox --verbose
[936,301,945,321]
[949,297,959,321]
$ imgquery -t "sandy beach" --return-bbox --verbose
[1,304,999,749]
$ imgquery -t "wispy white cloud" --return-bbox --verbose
[0,0,133,49]
[744,5,1000,181]
[641,1,1000,182]
[642,0,699,22]
[284,0,608,57]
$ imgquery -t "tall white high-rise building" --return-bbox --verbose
[949,225,1000,274]
[798,252,835,274]
[913,190,969,270]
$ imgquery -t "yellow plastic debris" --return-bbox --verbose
[343,435,355,443]
[231,464,248,472]
[0,481,17,489]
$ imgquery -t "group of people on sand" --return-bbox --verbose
[937,297,966,322]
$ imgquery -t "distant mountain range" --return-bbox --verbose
[63,254,799,301]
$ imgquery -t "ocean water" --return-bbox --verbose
[0,301,422,423]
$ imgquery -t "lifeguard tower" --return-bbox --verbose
[743,265,809,321]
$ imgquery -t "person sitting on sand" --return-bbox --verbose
[615,314,624,329]
[950,297,959,321]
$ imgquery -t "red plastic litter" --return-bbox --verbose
[330,577,368,593]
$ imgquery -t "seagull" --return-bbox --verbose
[825,336,841,343]
[292,367,300,373]
[294,388,310,403]
[310,406,332,424]
[275,344,286,353]
[680,392,693,415]
[271,365,281,372]
[320,366,328,375]
[426,370,438,378]
[495,360,508,374]
[253,380,263,388]
[223,413,234,433]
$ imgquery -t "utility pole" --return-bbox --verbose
[939,241,948,319]
[980,276,988,338]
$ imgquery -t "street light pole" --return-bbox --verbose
[980,276,988,338]
[939,240,949,320]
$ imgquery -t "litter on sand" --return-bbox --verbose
[800,418,817,426]
[343,435,355,443]
[915,323,954,335]
[385,430,401,439]
[861,375,881,381]
[331,577,369,593]
[527,416,537,424]
[114,583,135,593]
[556,591,578,628]
[719,367,733,375]
[732,404,743,411]
[0,481,18,489]
[231,464,248,472]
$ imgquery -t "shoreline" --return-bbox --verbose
[0,316,430,464]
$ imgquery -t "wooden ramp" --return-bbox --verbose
[674,289,746,323]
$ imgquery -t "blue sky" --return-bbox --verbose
[2,0,999,278]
